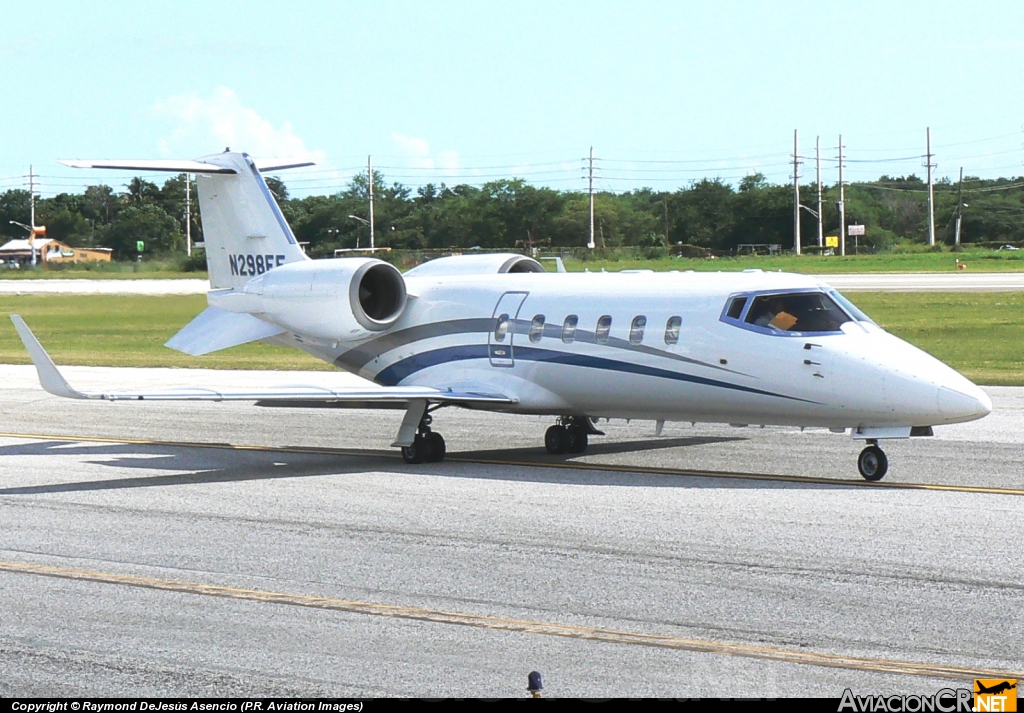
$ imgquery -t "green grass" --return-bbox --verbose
[849,292,1024,386]
[562,248,1024,274]
[0,295,328,370]
[0,292,1021,384]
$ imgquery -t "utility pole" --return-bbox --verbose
[793,129,801,255]
[837,136,846,257]
[816,136,823,248]
[663,197,670,248]
[588,146,595,249]
[28,165,37,267]
[368,155,375,251]
[954,166,964,247]
[185,173,192,257]
[926,127,936,246]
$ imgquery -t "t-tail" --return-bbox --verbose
[60,151,312,290]
[61,152,315,354]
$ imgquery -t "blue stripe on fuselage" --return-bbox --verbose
[373,345,817,403]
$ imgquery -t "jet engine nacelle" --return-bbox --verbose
[234,257,408,343]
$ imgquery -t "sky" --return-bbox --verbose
[2,0,1024,198]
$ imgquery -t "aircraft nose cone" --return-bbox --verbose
[938,384,992,423]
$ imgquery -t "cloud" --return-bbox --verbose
[153,87,325,162]
[390,133,459,172]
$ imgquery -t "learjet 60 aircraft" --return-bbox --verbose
[11,151,992,481]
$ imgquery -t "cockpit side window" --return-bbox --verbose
[726,297,747,320]
[744,293,852,333]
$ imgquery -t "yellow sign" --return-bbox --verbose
[825,236,839,248]
[975,679,1017,712]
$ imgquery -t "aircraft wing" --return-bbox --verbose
[11,315,514,407]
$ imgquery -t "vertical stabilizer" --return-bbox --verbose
[59,152,311,291]
[194,152,309,289]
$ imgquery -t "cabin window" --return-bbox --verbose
[562,315,578,343]
[494,313,510,342]
[726,297,748,320]
[665,316,682,345]
[529,315,546,343]
[744,292,852,333]
[595,315,612,344]
[629,316,646,345]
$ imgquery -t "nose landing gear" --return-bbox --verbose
[857,440,888,481]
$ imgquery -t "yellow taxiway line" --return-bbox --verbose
[1,559,1021,681]
[1,430,1022,497]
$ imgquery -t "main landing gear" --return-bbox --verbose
[401,412,447,464]
[544,416,595,455]
[857,440,888,481]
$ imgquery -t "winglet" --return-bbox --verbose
[10,315,90,399]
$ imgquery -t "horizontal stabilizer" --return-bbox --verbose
[59,158,315,174]
[165,306,285,356]
[60,159,238,174]
[252,158,317,172]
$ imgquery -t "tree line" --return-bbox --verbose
[2,170,1022,262]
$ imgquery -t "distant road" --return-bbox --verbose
[818,272,1024,292]
[0,278,209,295]
[0,272,1022,294]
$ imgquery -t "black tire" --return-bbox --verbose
[402,437,424,464]
[423,432,446,463]
[567,428,588,454]
[858,445,888,481]
[545,425,567,454]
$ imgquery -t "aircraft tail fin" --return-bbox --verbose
[61,152,312,290]
[193,151,309,290]
[165,305,286,356]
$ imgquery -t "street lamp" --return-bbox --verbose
[347,214,370,250]
[9,220,37,266]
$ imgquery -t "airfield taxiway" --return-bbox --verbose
[0,366,1021,697]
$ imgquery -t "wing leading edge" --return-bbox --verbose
[10,315,514,407]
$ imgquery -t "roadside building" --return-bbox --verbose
[0,238,113,266]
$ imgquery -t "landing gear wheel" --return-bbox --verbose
[545,425,568,454]
[402,437,424,465]
[566,427,588,454]
[423,432,446,463]
[858,445,888,481]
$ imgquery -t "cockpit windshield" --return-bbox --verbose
[744,292,853,333]
[828,290,875,325]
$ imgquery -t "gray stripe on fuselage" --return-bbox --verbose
[334,316,744,377]
[334,318,492,371]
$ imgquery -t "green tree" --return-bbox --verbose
[0,189,32,239]
[101,204,182,259]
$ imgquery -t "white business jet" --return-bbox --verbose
[11,151,991,481]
